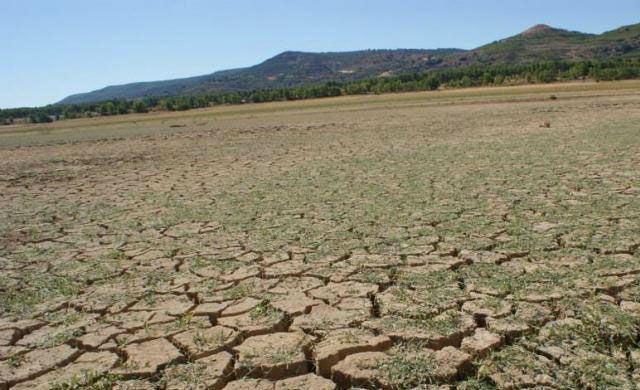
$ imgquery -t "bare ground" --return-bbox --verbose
[1,82,640,389]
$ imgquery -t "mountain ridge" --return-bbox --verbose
[58,22,640,105]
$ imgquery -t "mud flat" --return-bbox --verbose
[1,82,639,389]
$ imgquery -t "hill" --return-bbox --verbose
[58,22,640,104]
[472,23,640,63]
[59,49,464,104]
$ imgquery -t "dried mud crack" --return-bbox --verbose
[1,83,640,389]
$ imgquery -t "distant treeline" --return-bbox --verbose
[2,58,639,124]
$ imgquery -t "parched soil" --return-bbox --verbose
[1,82,640,389]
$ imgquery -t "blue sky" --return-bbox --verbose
[2,0,639,108]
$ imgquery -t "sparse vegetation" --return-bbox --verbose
[2,58,640,125]
[1,82,639,389]
[377,345,438,389]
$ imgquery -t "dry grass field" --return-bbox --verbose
[1,81,640,389]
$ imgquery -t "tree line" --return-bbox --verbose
[2,58,639,124]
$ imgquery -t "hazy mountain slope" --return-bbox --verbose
[588,23,640,57]
[471,24,594,62]
[472,23,640,63]
[59,74,211,105]
[60,49,464,104]
[58,22,640,104]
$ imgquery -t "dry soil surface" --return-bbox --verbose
[1,82,640,389]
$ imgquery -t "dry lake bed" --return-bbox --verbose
[1,81,640,389]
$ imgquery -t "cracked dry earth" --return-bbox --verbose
[1,83,640,389]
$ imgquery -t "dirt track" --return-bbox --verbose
[1,83,640,389]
